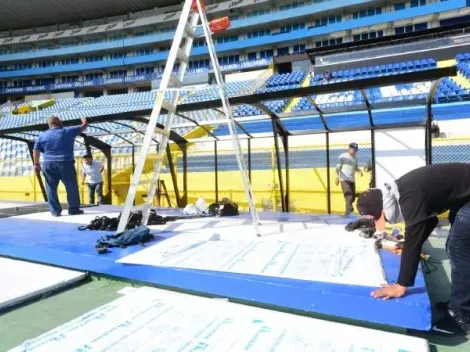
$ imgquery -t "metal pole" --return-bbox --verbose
[425,116,432,165]
[248,138,252,182]
[132,146,135,206]
[106,149,112,205]
[426,78,444,165]
[166,145,181,207]
[371,129,376,188]
[326,132,331,214]
[284,135,289,212]
[271,119,286,212]
[214,141,218,202]
[360,88,376,188]
[182,143,188,206]
[132,146,135,174]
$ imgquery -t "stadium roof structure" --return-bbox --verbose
[0,65,458,209]
[0,66,458,143]
[0,0,181,31]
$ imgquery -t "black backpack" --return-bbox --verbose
[208,202,239,216]
[220,202,239,216]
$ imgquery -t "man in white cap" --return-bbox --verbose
[357,163,470,336]
[335,142,363,215]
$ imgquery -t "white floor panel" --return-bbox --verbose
[10,286,429,352]
[0,201,46,209]
[14,206,120,224]
[118,226,386,287]
[0,258,86,311]
[12,206,354,232]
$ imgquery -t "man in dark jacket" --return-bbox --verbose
[357,163,470,336]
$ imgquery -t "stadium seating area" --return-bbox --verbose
[1,52,470,176]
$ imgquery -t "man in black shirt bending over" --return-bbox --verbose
[357,163,470,336]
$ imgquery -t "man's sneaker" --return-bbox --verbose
[69,209,84,215]
[430,311,470,337]
[51,212,61,217]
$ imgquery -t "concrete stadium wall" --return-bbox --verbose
[375,127,426,186]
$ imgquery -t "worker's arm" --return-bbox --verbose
[100,164,104,173]
[67,117,88,137]
[32,137,42,174]
[356,165,363,177]
[80,117,88,132]
[335,158,342,185]
[81,170,87,185]
[33,149,41,174]
[397,217,438,286]
[371,217,438,300]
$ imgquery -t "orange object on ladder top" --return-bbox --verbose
[192,0,205,11]
[210,17,231,33]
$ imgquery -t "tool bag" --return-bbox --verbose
[95,226,154,254]
[345,217,376,238]
[208,198,239,217]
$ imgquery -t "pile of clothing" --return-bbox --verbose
[78,209,191,231]
[82,197,240,254]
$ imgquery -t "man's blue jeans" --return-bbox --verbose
[447,201,470,321]
[42,161,81,215]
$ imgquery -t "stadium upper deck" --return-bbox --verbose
[0,0,469,96]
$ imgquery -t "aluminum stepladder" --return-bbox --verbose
[116,0,261,236]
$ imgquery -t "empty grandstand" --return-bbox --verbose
[1,0,470,351]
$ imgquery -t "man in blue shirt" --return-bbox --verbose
[33,116,88,216]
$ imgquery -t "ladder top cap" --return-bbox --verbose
[192,0,206,11]
[210,17,231,33]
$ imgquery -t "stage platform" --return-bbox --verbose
[0,202,432,331]
[0,257,86,311]
[10,286,429,351]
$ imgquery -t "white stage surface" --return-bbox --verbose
[10,286,429,352]
[8,204,386,287]
[118,226,387,287]
[0,257,86,311]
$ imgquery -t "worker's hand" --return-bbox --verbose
[33,164,41,174]
[371,283,407,300]
[335,178,339,186]
[80,117,87,124]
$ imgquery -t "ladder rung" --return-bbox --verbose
[150,155,164,160]
[131,202,153,212]
[169,73,182,88]
[161,100,176,113]
[177,48,189,64]
[184,23,195,38]
[138,179,159,185]
[155,127,171,136]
